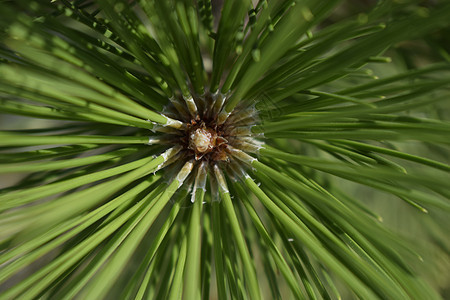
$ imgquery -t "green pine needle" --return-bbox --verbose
[1,1,449,299]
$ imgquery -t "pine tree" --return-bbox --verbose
[1,1,449,299]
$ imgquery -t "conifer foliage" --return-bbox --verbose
[0,0,449,299]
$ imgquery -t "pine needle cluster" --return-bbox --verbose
[0,0,449,299]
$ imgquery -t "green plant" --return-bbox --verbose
[0,0,449,299]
